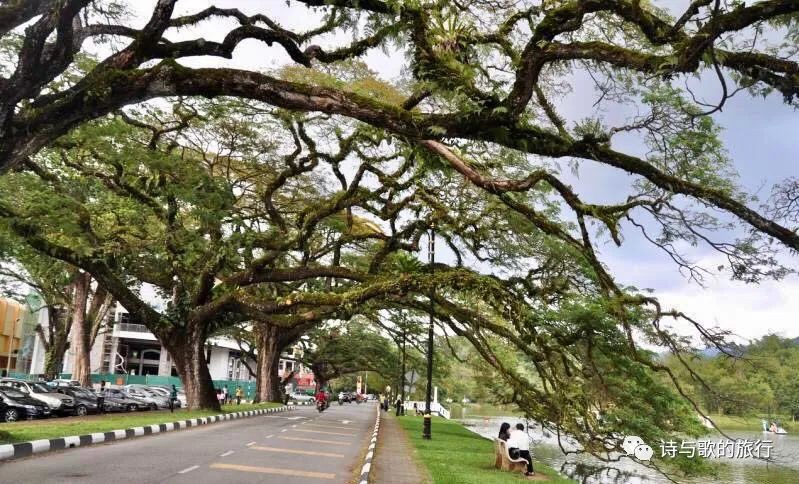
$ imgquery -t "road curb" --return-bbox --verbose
[0,405,295,463]
[359,404,381,484]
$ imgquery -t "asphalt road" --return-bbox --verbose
[0,402,377,484]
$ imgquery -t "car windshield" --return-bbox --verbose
[30,383,53,393]
[0,387,26,398]
[71,388,95,398]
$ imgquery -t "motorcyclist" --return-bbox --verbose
[315,389,328,409]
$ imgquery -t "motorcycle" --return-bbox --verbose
[317,400,326,412]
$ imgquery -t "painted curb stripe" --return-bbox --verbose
[0,405,295,462]
[359,404,381,484]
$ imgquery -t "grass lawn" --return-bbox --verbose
[397,415,574,483]
[705,413,795,433]
[0,402,283,444]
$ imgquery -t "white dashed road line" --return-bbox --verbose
[246,441,257,446]
[178,465,199,474]
[220,450,234,457]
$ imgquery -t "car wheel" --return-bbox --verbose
[127,404,138,412]
[75,405,88,416]
[149,403,157,410]
[4,408,19,422]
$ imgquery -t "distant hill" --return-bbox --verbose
[698,336,799,358]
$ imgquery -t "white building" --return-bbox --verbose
[23,301,312,385]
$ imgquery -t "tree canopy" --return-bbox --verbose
[1,1,798,475]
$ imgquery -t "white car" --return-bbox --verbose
[288,392,315,403]
[0,378,75,415]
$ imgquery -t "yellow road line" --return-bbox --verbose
[209,463,335,479]
[303,423,353,430]
[280,436,351,445]
[250,446,345,458]
[294,428,355,437]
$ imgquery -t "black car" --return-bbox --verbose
[55,387,102,416]
[0,387,51,422]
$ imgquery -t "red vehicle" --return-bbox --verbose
[315,390,329,412]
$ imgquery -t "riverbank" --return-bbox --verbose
[0,402,282,444]
[397,415,573,483]
[448,403,524,420]
[706,413,794,433]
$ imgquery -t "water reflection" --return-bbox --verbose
[462,417,799,483]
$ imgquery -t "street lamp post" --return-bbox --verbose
[423,226,435,440]
[399,320,406,416]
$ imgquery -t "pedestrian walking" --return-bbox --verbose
[235,386,243,405]
[395,395,403,416]
[222,385,229,404]
[169,384,178,413]
[97,380,106,415]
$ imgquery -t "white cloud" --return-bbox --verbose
[649,265,799,343]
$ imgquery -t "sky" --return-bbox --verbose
[115,1,799,344]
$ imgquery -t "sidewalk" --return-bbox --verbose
[370,411,431,484]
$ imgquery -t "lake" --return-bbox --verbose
[461,417,799,483]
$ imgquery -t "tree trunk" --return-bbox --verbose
[43,341,67,379]
[254,324,284,403]
[164,327,219,410]
[39,310,69,379]
[71,272,91,386]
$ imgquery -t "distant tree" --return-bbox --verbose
[0,239,111,381]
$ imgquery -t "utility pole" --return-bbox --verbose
[423,226,435,440]
[400,320,406,416]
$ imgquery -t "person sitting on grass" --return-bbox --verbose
[507,423,535,477]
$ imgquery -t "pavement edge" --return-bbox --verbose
[0,405,296,463]
[359,404,381,484]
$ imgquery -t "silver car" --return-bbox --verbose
[146,386,183,408]
[0,378,75,416]
[123,385,169,409]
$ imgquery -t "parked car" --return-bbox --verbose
[0,378,75,416]
[49,379,81,388]
[123,385,169,409]
[0,386,51,422]
[288,392,315,403]
[103,388,150,412]
[146,386,182,408]
[55,387,103,416]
